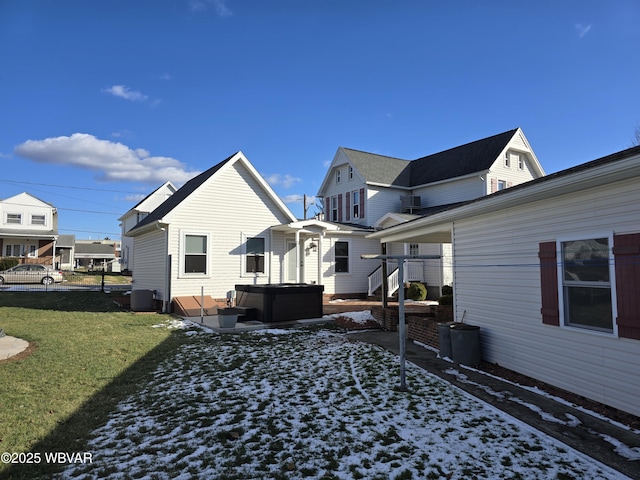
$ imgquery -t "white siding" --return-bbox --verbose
[413,176,485,207]
[452,176,640,416]
[321,153,369,226]
[366,186,407,225]
[132,229,167,299]
[320,235,380,295]
[0,193,54,232]
[166,161,291,300]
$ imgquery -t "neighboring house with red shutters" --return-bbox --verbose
[316,128,544,299]
[368,145,640,417]
[0,192,58,267]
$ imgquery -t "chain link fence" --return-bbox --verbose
[0,269,132,293]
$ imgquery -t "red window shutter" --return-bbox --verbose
[359,188,365,219]
[507,181,513,188]
[490,178,497,193]
[345,191,351,221]
[613,233,640,340]
[337,193,343,222]
[539,241,559,326]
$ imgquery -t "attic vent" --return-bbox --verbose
[401,195,422,213]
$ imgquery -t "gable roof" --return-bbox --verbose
[128,153,235,233]
[409,129,518,185]
[340,149,411,186]
[1,192,56,208]
[368,144,640,243]
[127,151,297,235]
[329,128,524,190]
[118,181,177,221]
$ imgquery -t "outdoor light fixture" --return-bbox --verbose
[307,242,318,253]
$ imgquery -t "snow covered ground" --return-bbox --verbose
[60,319,628,480]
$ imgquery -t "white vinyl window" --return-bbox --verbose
[504,152,510,168]
[182,233,208,275]
[6,213,22,224]
[31,214,46,225]
[352,190,360,218]
[331,196,338,222]
[245,236,266,274]
[560,237,613,333]
[348,165,354,180]
[497,180,507,191]
[336,169,341,184]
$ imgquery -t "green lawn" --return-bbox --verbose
[0,292,186,479]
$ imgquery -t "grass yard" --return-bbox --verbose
[0,292,185,479]
[0,294,625,479]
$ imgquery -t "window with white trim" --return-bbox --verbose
[504,152,510,168]
[351,190,360,218]
[561,237,613,332]
[335,241,349,273]
[336,169,341,184]
[331,196,338,222]
[6,213,22,224]
[28,245,37,257]
[497,180,507,190]
[409,243,419,255]
[517,155,524,170]
[31,214,46,225]
[245,237,265,274]
[348,165,354,180]
[183,234,208,274]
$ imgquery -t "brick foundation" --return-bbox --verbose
[371,304,454,350]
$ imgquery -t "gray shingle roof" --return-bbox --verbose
[342,129,518,187]
[341,149,411,186]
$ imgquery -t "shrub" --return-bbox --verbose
[406,282,427,301]
[0,257,19,271]
[441,285,453,296]
[437,294,453,305]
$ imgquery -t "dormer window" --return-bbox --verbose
[336,169,341,184]
[6,213,21,224]
[517,155,524,170]
[31,214,46,225]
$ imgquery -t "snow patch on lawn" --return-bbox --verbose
[61,327,628,479]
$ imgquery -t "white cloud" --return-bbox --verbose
[283,194,317,206]
[575,23,592,38]
[189,0,232,16]
[14,133,200,185]
[264,173,302,189]
[103,85,149,102]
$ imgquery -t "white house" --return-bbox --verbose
[317,128,545,298]
[118,181,176,273]
[0,192,58,266]
[125,152,298,312]
[368,145,640,417]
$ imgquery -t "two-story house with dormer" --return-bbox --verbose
[315,128,545,299]
[0,192,59,267]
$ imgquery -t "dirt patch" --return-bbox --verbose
[333,315,382,331]
[0,341,37,364]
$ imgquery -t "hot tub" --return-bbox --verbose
[235,283,324,322]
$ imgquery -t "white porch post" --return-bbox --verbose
[295,230,301,283]
[317,232,324,286]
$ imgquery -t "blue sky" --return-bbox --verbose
[1,1,639,240]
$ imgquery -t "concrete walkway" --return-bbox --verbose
[347,329,640,480]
